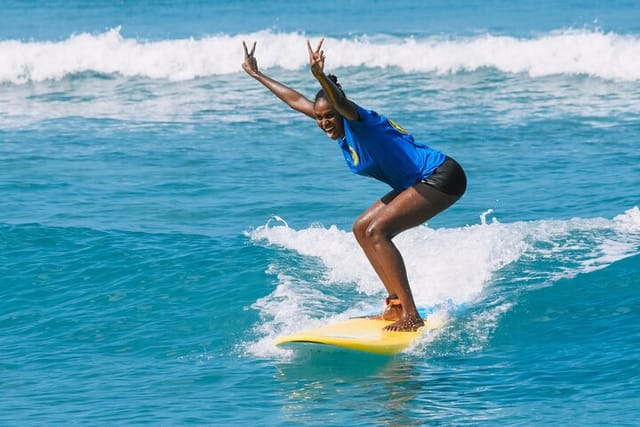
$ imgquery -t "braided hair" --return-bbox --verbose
[314,74,345,103]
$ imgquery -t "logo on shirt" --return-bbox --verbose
[348,145,360,166]
[388,118,409,134]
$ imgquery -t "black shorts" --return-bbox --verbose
[420,156,467,197]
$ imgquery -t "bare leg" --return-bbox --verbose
[353,183,459,331]
[355,192,402,321]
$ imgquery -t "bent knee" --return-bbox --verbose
[353,218,390,243]
[352,216,369,241]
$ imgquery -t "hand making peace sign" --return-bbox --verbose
[242,41,259,77]
[307,38,325,78]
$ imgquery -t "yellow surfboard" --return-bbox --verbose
[275,315,445,355]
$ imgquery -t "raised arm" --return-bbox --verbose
[307,39,359,121]
[242,41,315,118]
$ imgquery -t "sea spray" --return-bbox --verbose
[2,28,640,83]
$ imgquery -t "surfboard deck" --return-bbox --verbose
[275,315,445,355]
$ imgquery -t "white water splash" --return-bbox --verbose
[2,28,640,83]
[243,207,640,358]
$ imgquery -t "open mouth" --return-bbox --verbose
[323,126,337,138]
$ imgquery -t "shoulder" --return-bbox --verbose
[346,103,377,123]
[348,104,389,128]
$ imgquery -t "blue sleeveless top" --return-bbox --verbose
[338,104,445,191]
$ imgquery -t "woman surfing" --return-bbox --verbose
[242,39,466,331]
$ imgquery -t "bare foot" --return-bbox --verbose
[383,315,424,332]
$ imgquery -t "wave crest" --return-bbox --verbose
[1,28,639,83]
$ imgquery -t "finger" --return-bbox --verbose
[243,41,249,57]
[307,40,314,55]
[315,38,325,53]
[249,41,256,56]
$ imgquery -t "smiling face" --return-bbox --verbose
[314,98,344,140]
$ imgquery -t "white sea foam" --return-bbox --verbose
[248,215,525,312]
[244,207,640,358]
[1,28,640,84]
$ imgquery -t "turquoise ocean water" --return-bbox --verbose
[1,1,639,425]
